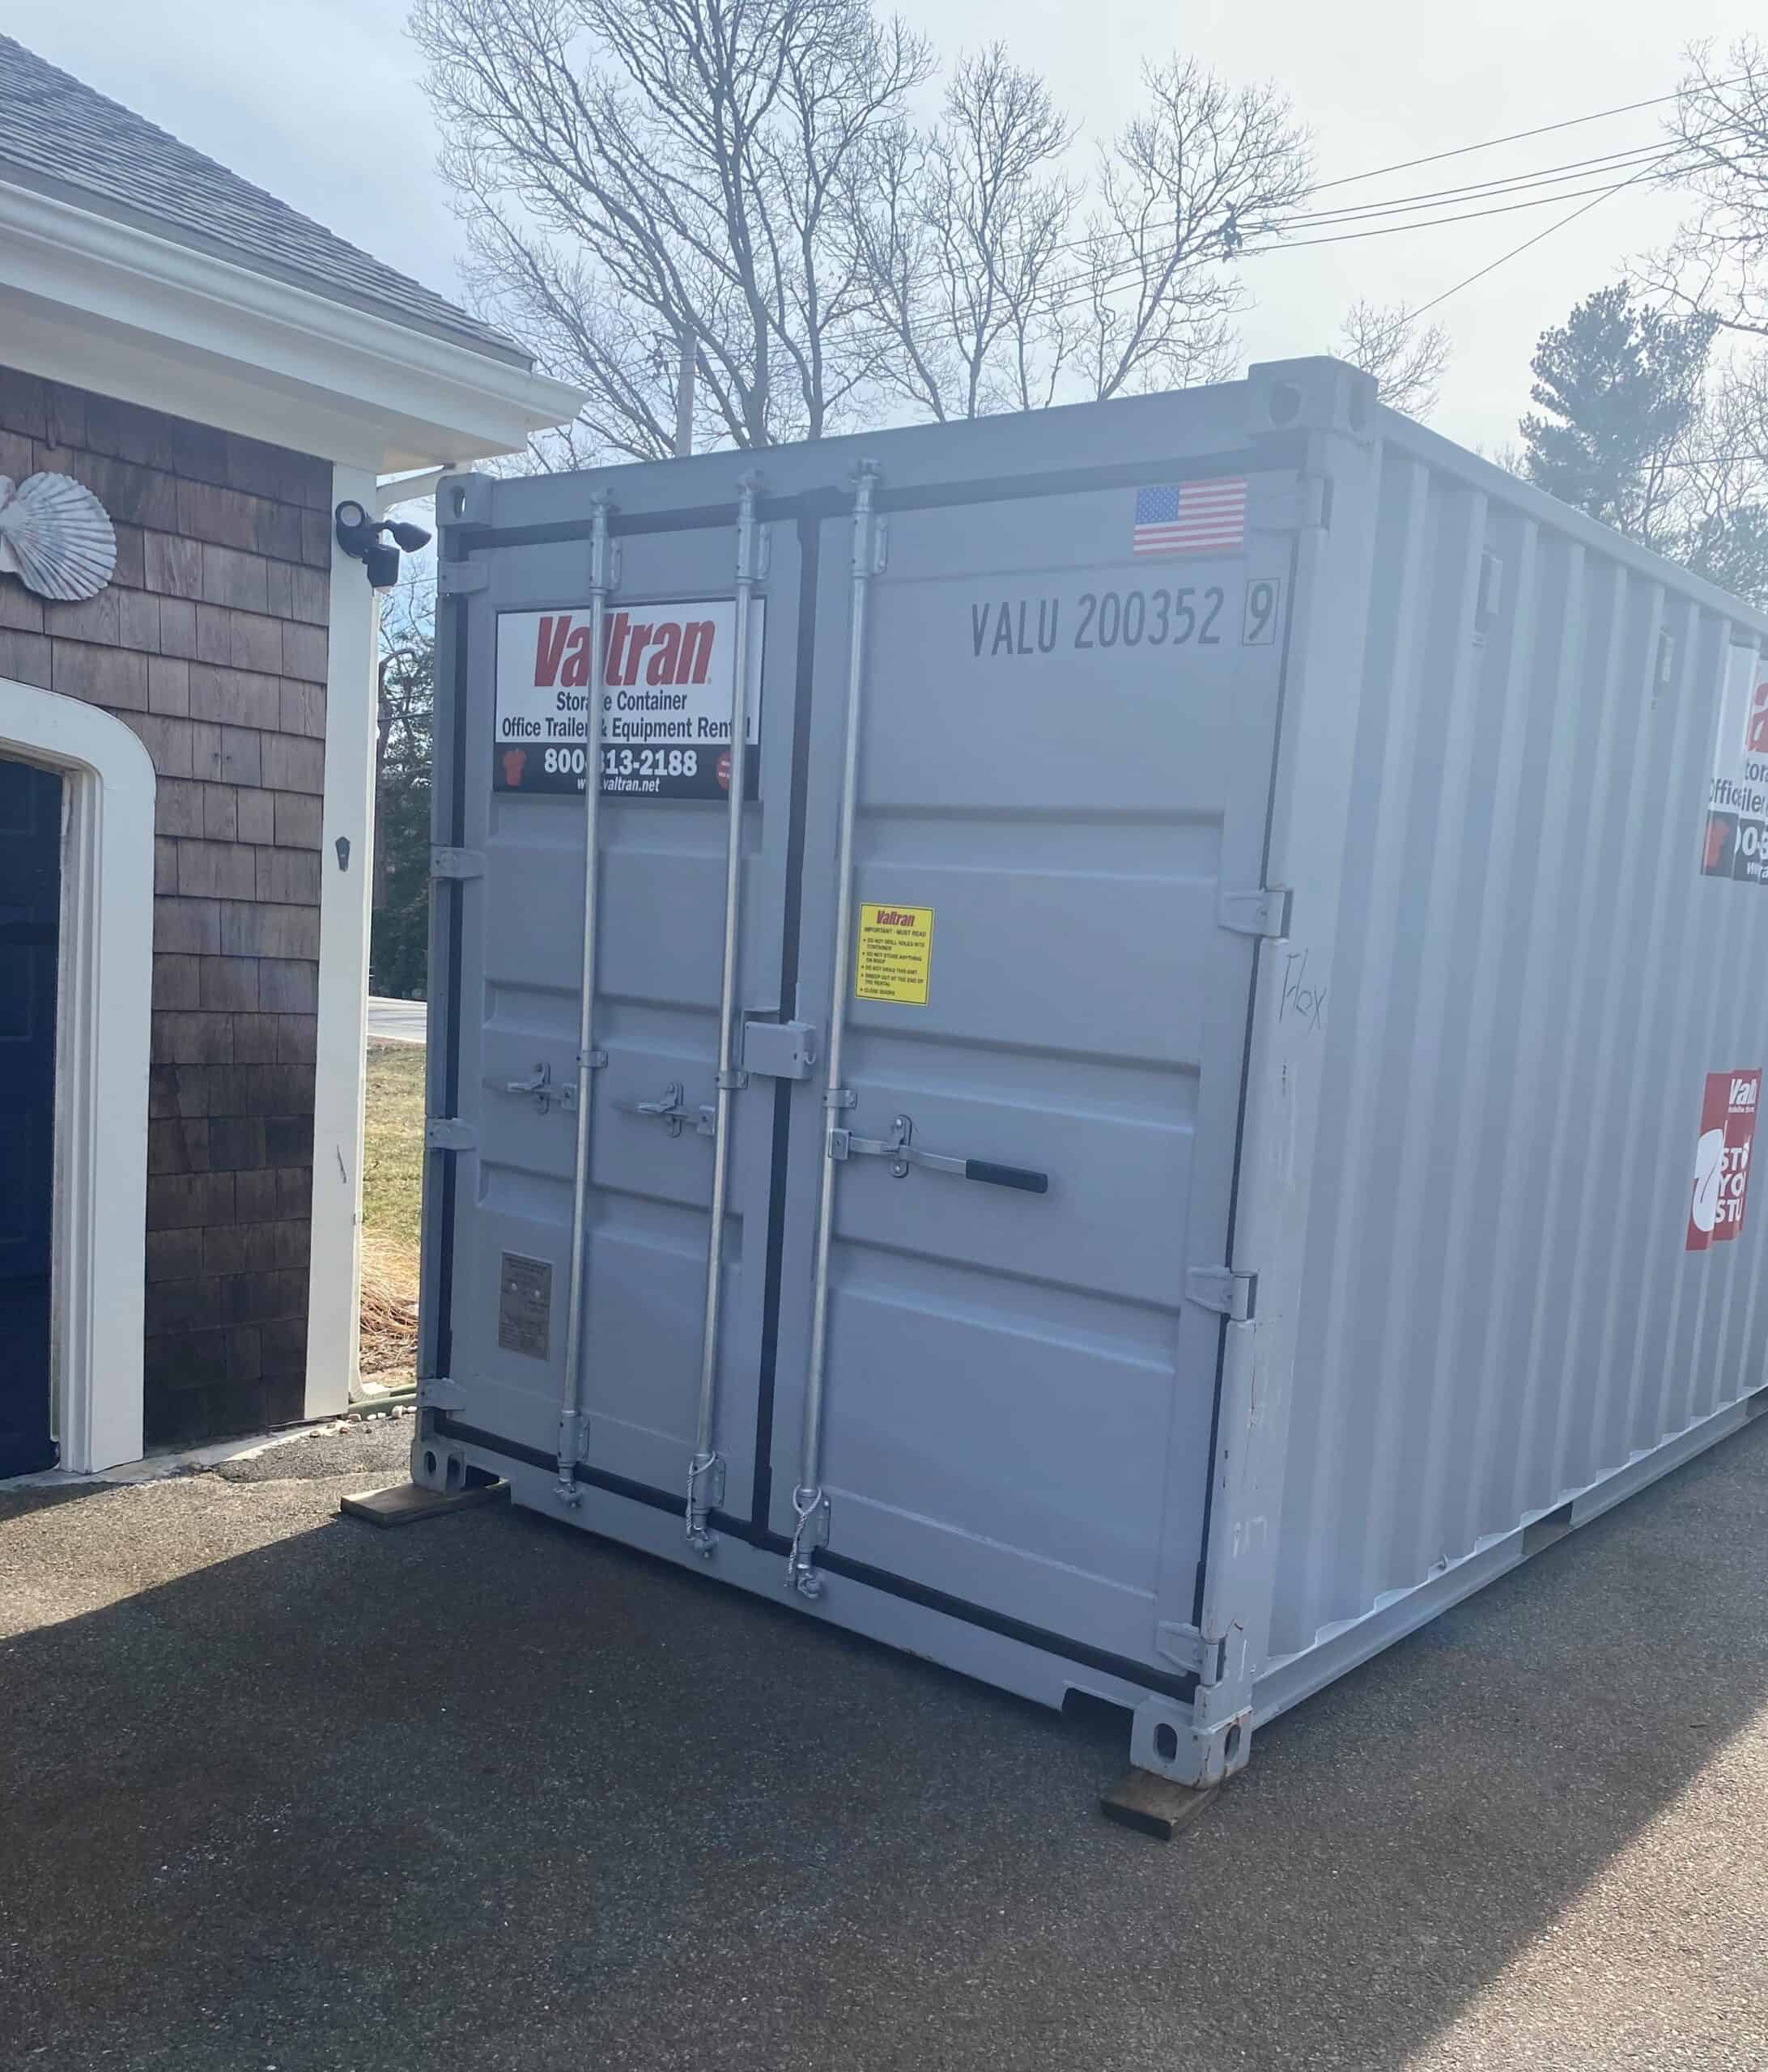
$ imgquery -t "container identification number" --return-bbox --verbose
[968,577,1281,660]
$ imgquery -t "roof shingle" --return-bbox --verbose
[0,33,527,367]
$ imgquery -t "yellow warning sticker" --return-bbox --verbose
[854,903,935,1004]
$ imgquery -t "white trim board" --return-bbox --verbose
[302,463,380,1420]
[0,680,154,1475]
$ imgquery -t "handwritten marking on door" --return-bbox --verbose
[1280,948,1326,1034]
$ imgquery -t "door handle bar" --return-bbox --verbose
[828,1113,1049,1194]
[615,1081,715,1139]
[488,1063,578,1115]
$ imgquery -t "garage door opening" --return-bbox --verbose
[0,680,154,1479]
[0,754,62,1477]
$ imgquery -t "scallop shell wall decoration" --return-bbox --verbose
[0,473,117,602]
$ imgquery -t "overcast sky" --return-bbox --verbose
[9,0,1762,453]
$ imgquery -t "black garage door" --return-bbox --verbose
[0,754,62,1478]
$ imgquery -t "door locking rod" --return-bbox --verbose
[553,493,616,1509]
[686,474,763,1558]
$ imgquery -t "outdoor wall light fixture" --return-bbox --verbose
[334,499,432,589]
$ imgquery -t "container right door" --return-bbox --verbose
[767,476,1293,1672]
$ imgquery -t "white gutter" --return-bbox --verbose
[376,466,461,517]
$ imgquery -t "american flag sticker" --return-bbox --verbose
[1133,478,1247,555]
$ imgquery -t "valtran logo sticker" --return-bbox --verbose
[1687,1068,1761,1250]
[1699,643,1768,883]
[854,903,935,1005]
[495,600,763,800]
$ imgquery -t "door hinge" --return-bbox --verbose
[1218,885,1292,940]
[1185,1266,1257,1322]
[418,1376,466,1411]
[557,1410,590,1472]
[425,1118,477,1153]
[438,561,488,596]
[1154,1620,1230,1684]
[431,846,484,881]
[742,1017,819,1080]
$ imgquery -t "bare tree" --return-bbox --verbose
[411,0,932,458]
[1336,299,1450,420]
[1674,353,1768,604]
[1068,62,1311,401]
[415,7,1309,448]
[1640,36,1768,340]
[373,572,436,922]
[1472,440,1530,479]
[853,46,1079,420]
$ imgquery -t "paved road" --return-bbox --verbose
[5,1413,1768,2071]
[368,994,427,1045]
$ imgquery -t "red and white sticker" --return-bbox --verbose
[1699,644,1768,884]
[1687,1068,1761,1250]
[493,598,763,800]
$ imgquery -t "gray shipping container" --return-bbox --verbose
[415,357,1768,1789]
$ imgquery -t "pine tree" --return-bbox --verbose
[1521,283,1716,546]
[1519,282,1768,607]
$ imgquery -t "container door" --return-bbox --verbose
[440,516,802,1520]
[767,481,1289,1666]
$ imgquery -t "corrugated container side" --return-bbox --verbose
[1271,427,1768,1667]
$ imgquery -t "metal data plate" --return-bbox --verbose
[496,1253,554,1361]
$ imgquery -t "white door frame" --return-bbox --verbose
[0,678,154,1473]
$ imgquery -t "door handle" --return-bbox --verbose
[827,1112,1049,1194]
[487,1062,577,1115]
[615,1081,715,1140]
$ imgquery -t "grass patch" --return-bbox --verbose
[360,1042,426,1378]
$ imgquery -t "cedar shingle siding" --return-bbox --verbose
[0,367,329,1445]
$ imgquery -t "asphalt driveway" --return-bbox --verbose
[366,996,427,1046]
[5,1412,1768,2070]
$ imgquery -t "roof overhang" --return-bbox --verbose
[0,177,583,471]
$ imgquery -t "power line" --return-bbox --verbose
[1024,151,1759,331]
[1035,131,1766,328]
[696,79,1759,385]
[678,82,1760,392]
[831,145,1753,369]
[1278,136,1720,230]
[1407,147,1676,318]
[1305,72,1754,198]
[1034,71,1756,268]
[1261,172,1674,253]
[1656,460,1768,470]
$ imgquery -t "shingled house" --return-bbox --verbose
[0,36,577,1474]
